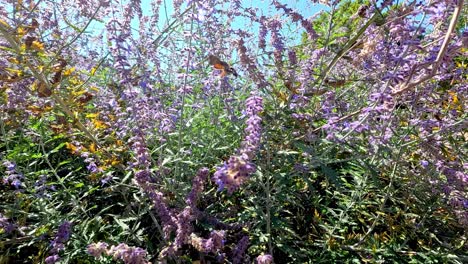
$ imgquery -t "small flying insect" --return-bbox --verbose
[208,55,238,78]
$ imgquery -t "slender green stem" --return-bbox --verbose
[265,140,273,255]
[38,133,87,215]
[175,3,195,181]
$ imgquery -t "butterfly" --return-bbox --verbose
[208,55,238,77]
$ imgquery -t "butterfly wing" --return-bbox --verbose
[208,55,237,77]
[212,62,225,70]
[208,55,222,66]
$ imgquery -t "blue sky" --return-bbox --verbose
[138,0,329,43]
[143,0,328,26]
[84,1,329,46]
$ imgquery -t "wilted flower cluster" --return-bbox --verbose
[213,95,263,194]
[87,242,150,264]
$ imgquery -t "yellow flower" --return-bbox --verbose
[31,41,44,51]
[63,67,75,76]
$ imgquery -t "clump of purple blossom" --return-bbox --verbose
[186,167,210,208]
[2,160,24,189]
[237,38,269,89]
[258,17,268,50]
[87,242,150,264]
[272,0,318,39]
[190,230,225,254]
[0,213,16,234]
[0,0,465,262]
[159,168,219,258]
[232,235,249,264]
[109,243,150,264]
[213,95,264,194]
[45,221,72,264]
[268,17,285,63]
[34,175,55,198]
[87,242,109,258]
[213,156,257,194]
[256,253,273,264]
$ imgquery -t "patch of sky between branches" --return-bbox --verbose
[133,0,329,46]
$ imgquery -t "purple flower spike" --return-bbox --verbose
[45,254,60,264]
[2,160,24,189]
[232,236,249,264]
[88,242,149,264]
[48,221,72,258]
[213,94,263,194]
[186,167,210,207]
[87,242,109,258]
[109,243,150,264]
[190,230,225,254]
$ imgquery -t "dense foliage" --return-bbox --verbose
[0,0,466,263]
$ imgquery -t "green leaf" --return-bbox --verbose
[114,218,130,231]
[320,164,342,187]
[50,143,66,153]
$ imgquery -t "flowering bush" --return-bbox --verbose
[0,0,466,263]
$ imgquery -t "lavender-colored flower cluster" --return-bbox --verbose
[0,213,16,234]
[134,169,176,239]
[34,175,56,198]
[258,17,268,50]
[232,235,249,264]
[173,206,194,249]
[213,156,256,194]
[45,221,72,264]
[190,230,225,254]
[268,18,285,63]
[186,167,210,208]
[87,241,109,258]
[159,168,218,257]
[256,253,273,264]
[109,243,150,264]
[237,38,269,89]
[87,242,150,264]
[272,0,318,39]
[1,0,465,262]
[213,95,263,194]
[2,160,24,189]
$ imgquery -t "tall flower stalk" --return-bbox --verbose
[213,95,264,194]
